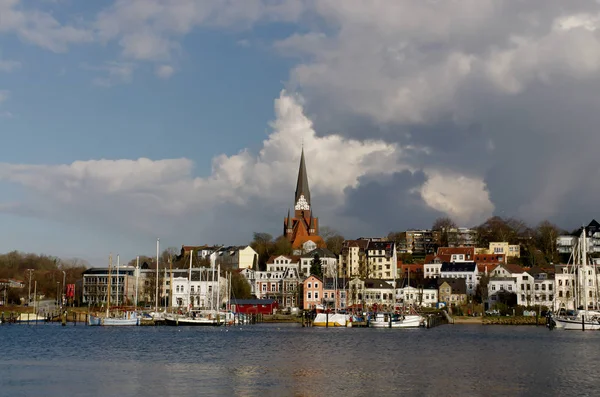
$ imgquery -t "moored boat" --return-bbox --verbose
[164,310,223,326]
[313,312,351,327]
[368,312,423,328]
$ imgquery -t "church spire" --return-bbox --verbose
[294,148,311,207]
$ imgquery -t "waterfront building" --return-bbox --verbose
[82,266,138,306]
[348,278,395,312]
[303,275,323,310]
[283,148,325,255]
[230,298,278,315]
[396,279,438,308]
[322,277,349,311]
[437,278,467,306]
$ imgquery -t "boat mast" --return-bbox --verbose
[155,238,159,313]
[135,256,139,309]
[188,250,193,310]
[583,228,588,311]
[217,264,221,312]
[116,254,120,309]
[106,254,112,317]
[169,255,173,311]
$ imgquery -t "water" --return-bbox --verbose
[1,323,599,396]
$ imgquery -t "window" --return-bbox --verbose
[535,284,539,291]
[314,292,319,300]
[308,292,312,299]
[559,291,563,298]
[308,283,311,289]
[324,293,328,298]
[508,285,512,291]
[521,284,524,290]
[549,284,553,291]
[314,283,319,288]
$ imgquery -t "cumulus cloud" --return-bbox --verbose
[0,91,493,243]
[0,0,93,52]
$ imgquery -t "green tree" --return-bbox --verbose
[310,254,323,278]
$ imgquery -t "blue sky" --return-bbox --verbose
[2,1,600,266]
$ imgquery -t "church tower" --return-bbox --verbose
[283,148,322,250]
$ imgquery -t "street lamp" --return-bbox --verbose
[56,282,60,307]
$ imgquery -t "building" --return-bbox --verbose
[300,248,338,278]
[338,238,397,279]
[168,268,221,309]
[404,230,435,255]
[348,278,395,312]
[437,278,467,306]
[396,279,438,308]
[231,299,278,315]
[338,239,369,278]
[424,247,475,278]
[439,262,478,296]
[303,275,323,310]
[322,277,349,311]
[214,246,258,270]
[283,148,325,255]
[82,265,138,306]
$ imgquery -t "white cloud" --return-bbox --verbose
[0,59,21,72]
[420,170,494,226]
[155,64,174,79]
[93,0,305,61]
[0,0,93,52]
[0,91,488,241]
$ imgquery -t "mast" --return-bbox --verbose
[582,227,588,311]
[169,255,173,311]
[217,264,221,312]
[135,256,139,309]
[116,254,120,309]
[188,250,193,310]
[106,254,112,317]
[155,238,159,312]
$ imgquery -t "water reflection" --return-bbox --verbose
[1,323,599,396]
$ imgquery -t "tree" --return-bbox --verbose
[310,254,323,278]
[432,217,457,247]
[476,216,526,246]
[536,220,561,264]
[272,235,293,256]
[250,232,274,271]
[319,226,345,255]
[229,271,252,299]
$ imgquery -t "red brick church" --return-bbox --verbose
[283,149,326,253]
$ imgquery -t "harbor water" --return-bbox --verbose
[1,323,598,396]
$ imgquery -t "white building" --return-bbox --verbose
[396,283,438,308]
[439,262,478,296]
[300,248,338,278]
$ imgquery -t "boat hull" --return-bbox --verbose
[369,314,423,328]
[555,318,600,330]
[313,313,350,327]
[88,313,140,326]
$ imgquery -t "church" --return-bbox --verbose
[283,149,326,254]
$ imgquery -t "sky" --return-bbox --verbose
[1,0,600,266]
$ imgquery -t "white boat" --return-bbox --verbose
[164,310,223,326]
[313,312,351,327]
[368,312,423,328]
[554,310,600,330]
[554,227,600,330]
[88,311,140,326]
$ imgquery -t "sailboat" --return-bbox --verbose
[554,228,600,330]
[89,254,139,326]
[164,250,223,326]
